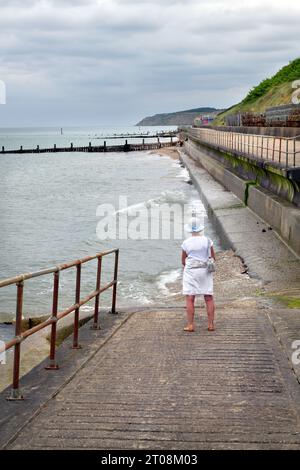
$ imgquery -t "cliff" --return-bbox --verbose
[136,107,219,126]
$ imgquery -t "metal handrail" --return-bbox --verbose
[286,134,300,141]
[0,248,119,400]
[195,127,300,141]
[188,128,300,169]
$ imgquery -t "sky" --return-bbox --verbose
[0,0,299,127]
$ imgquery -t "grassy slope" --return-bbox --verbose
[214,58,300,125]
[214,82,294,125]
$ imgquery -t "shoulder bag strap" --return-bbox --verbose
[207,236,211,259]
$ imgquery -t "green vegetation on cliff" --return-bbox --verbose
[214,58,300,125]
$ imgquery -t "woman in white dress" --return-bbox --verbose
[181,217,216,332]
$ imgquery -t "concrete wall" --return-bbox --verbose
[184,134,300,206]
[184,138,300,256]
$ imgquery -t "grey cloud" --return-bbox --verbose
[0,0,299,126]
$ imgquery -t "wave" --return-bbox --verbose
[156,269,182,295]
[114,190,189,216]
[175,167,190,180]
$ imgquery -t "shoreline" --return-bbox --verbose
[150,146,180,160]
[2,146,299,392]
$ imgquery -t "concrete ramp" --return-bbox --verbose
[4,307,300,450]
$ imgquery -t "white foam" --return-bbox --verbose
[80,305,94,312]
[114,190,188,216]
[176,167,190,180]
[126,283,153,305]
[156,269,182,295]
[158,190,187,204]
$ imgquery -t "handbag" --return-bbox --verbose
[207,237,216,273]
[186,258,207,269]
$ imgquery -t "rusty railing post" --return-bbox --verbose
[7,281,24,400]
[109,250,119,314]
[91,256,102,330]
[279,138,282,163]
[72,263,82,349]
[45,271,60,370]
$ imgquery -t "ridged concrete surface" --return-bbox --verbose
[9,308,300,450]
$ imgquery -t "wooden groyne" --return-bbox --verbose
[94,132,177,139]
[0,139,177,155]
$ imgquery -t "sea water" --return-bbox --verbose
[0,126,222,342]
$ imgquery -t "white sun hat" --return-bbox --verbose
[184,217,204,233]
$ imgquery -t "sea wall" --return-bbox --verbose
[183,137,300,256]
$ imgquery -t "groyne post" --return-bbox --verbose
[104,141,107,152]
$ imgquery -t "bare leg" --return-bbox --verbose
[204,295,215,330]
[185,295,195,331]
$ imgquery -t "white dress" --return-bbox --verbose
[181,236,214,296]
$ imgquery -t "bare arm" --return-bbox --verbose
[182,250,187,267]
[211,246,216,261]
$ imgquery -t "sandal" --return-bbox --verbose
[183,325,195,332]
[208,326,215,332]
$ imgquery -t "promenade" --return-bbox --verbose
[189,128,300,168]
